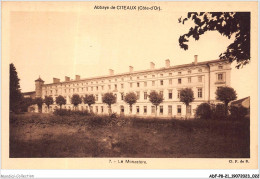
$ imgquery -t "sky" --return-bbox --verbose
[4,2,255,99]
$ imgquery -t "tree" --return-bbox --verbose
[215,86,237,116]
[148,91,164,116]
[34,97,43,113]
[56,95,66,109]
[102,92,116,114]
[180,88,194,117]
[20,97,33,112]
[71,94,82,110]
[10,63,22,113]
[195,103,211,120]
[83,94,95,112]
[124,92,137,114]
[44,96,54,112]
[179,12,250,68]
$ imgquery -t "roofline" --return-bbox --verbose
[43,59,230,86]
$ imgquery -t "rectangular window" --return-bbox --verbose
[96,106,98,113]
[198,88,202,98]
[152,81,155,86]
[144,82,147,87]
[101,106,104,113]
[169,73,172,76]
[137,82,140,87]
[187,105,191,115]
[168,105,172,115]
[160,106,163,114]
[160,91,163,97]
[151,106,155,114]
[160,80,164,85]
[177,90,181,99]
[95,94,98,101]
[121,93,124,100]
[198,76,202,82]
[178,78,182,84]
[136,106,140,114]
[177,105,182,115]
[102,86,104,90]
[218,73,223,81]
[121,84,124,89]
[144,106,147,114]
[136,91,140,100]
[168,90,172,99]
[144,92,148,100]
[115,84,117,89]
[188,77,191,83]
[178,72,182,75]
[218,65,223,69]
[169,79,172,85]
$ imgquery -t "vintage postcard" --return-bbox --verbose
[1,1,258,170]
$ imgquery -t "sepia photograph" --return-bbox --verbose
[1,1,258,170]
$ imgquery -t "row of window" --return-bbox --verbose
[45,76,205,95]
[50,88,203,103]
[45,65,225,89]
[61,104,189,115]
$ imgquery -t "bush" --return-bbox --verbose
[229,106,248,120]
[211,104,226,120]
[53,109,89,116]
[195,103,211,119]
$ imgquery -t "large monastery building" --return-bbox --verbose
[27,55,231,117]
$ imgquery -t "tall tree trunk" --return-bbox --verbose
[109,105,112,115]
[130,105,132,114]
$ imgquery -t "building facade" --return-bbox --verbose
[34,56,231,117]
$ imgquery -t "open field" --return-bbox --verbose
[10,113,250,158]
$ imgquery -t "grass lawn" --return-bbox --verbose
[10,113,250,158]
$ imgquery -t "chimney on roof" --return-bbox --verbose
[194,55,198,65]
[109,69,114,75]
[150,62,155,69]
[53,78,60,83]
[129,66,133,73]
[165,59,170,68]
[65,76,70,82]
[75,75,80,80]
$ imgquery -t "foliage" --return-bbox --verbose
[180,88,194,106]
[102,93,116,113]
[124,92,137,113]
[33,97,44,113]
[216,86,237,106]
[229,106,248,120]
[148,91,164,107]
[83,94,96,110]
[211,104,226,120]
[216,86,237,116]
[56,95,66,109]
[179,12,250,68]
[195,103,211,119]
[148,91,164,116]
[71,94,82,109]
[44,96,54,109]
[10,63,22,113]
[20,97,33,112]
[53,109,89,116]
